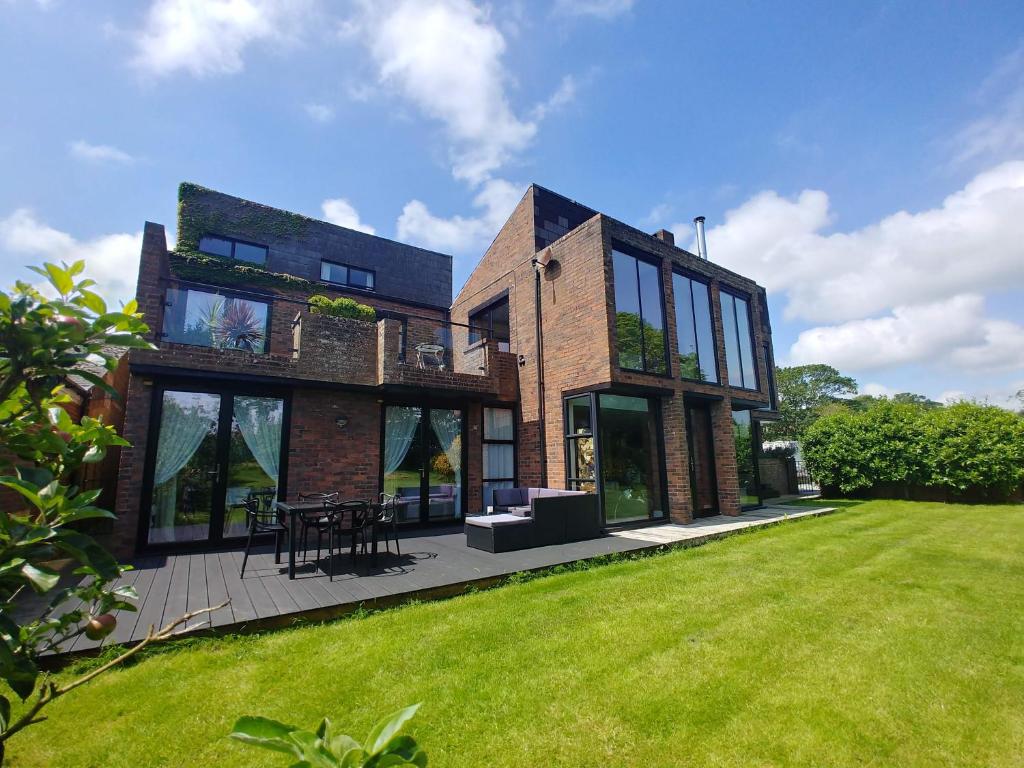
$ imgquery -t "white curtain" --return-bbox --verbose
[384,407,421,475]
[233,397,283,487]
[152,395,218,532]
[430,409,462,476]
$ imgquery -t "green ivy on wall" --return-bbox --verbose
[176,181,311,253]
[168,250,314,292]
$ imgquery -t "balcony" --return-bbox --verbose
[144,282,518,398]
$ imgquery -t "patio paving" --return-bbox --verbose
[51,502,834,654]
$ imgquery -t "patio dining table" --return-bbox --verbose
[274,499,381,579]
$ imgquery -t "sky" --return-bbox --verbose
[1,0,1023,408]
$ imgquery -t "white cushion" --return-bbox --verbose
[466,513,531,528]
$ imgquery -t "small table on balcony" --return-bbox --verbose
[414,343,446,370]
[275,500,381,579]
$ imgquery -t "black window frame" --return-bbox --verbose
[481,405,517,509]
[672,269,721,385]
[563,393,599,493]
[161,283,273,355]
[610,244,669,376]
[198,234,269,265]
[468,293,510,346]
[320,259,377,292]
[720,287,760,391]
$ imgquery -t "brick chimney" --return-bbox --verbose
[653,229,674,246]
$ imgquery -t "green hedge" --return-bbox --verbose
[803,401,1024,501]
[307,294,375,322]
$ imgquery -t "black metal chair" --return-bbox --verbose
[370,493,401,558]
[239,496,288,578]
[297,491,340,565]
[324,500,368,581]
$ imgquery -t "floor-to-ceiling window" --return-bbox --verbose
[598,395,665,523]
[145,387,285,547]
[563,393,665,524]
[612,249,667,374]
[382,405,465,523]
[732,408,761,508]
[673,272,719,383]
[720,290,758,390]
[565,395,597,492]
[482,407,516,509]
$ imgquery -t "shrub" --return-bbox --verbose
[308,295,375,322]
[803,400,1024,500]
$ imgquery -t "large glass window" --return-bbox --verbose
[382,406,464,523]
[721,291,758,390]
[320,260,376,291]
[482,407,516,509]
[598,394,664,523]
[565,395,596,492]
[198,235,268,265]
[612,249,667,374]
[469,296,510,351]
[673,273,718,383]
[164,287,269,353]
[732,409,760,507]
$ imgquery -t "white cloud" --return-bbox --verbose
[68,140,136,164]
[953,45,1024,165]
[397,178,524,254]
[553,0,634,19]
[790,294,1024,374]
[859,382,900,398]
[681,161,1024,326]
[320,198,375,235]
[303,102,335,123]
[0,209,141,306]
[360,0,537,185]
[530,75,576,121]
[130,0,310,78]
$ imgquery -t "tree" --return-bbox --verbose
[764,364,857,441]
[0,261,224,762]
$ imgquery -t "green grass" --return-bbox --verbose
[10,500,1024,767]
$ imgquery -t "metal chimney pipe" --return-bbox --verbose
[694,216,708,260]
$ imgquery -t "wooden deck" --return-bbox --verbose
[46,502,834,655]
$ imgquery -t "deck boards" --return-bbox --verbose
[50,503,832,654]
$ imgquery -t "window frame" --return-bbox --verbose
[720,287,760,391]
[319,259,377,292]
[162,283,273,355]
[468,293,511,347]
[610,244,669,376]
[198,234,269,265]
[481,405,517,509]
[672,268,721,385]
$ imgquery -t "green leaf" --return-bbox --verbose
[21,563,59,593]
[14,466,54,488]
[365,704,421,756]
[44,263,74,296]
[0,478,43,510]
[229,716,303,757]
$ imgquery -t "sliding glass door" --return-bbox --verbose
[144,387,286,548]
[382,405,465,524]
[563,393,666,525]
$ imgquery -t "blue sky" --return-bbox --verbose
[2,0,1023,407]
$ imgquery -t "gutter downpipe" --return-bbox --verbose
[532,256,548,487]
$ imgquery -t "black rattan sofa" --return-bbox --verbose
[465,493,601,553]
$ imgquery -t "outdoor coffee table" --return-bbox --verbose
[275,500,381,579]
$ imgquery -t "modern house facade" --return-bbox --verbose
[108,182,777,557]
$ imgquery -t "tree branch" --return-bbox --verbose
[0,600,229,744]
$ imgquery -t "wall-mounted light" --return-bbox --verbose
[518,354,527,367]
[335,416,349,429]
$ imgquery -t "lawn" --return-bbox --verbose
[10,500,1024,767]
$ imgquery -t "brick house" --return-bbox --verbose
[109,182,777,556]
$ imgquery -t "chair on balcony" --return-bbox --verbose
[297,491,340,565]
[414,342,446,371]
[239,496,288,578]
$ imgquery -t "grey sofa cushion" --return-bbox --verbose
[465,513,531,528]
